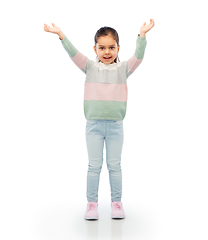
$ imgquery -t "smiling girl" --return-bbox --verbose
[44,19,155,220]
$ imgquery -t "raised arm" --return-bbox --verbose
[44,23,88,73]
[127,19,155,77]
[60,35,88,73]
[127,35,147,77]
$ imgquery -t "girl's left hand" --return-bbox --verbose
[140,19,155,34]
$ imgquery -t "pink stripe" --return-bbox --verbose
[71,51,87,70]
[84,82,127,101]
[128,55,143,72]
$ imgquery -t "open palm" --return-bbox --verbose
[44,23,61,35]
[140,19,155,34]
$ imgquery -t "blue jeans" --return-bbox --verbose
[85,119,124,202]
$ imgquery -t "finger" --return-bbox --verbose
[46,26,51,32]
[44,24,48,31]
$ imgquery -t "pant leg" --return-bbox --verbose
[85,120,104,202]
[105,120,124,201]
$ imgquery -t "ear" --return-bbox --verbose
[93,45,97,55]
[117,45,120,54]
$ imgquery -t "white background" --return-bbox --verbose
[0,0,208,239]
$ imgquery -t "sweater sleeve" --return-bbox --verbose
[126,35,147,78]
[60,35,88,74]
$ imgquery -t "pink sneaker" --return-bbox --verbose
[111,201,125,219]
[85,202,98,220]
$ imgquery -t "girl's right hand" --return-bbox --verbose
[44,23,61,35]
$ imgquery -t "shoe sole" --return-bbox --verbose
[112,215,125,219]
[85,216,98,220]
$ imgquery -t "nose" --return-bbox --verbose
[105,48,110,54]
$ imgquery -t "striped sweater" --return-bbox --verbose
[60,34,147,120]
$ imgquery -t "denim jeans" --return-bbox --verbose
[85,119,124,202]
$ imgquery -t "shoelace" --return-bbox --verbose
[88,203,96,211]
[114,203,121,210]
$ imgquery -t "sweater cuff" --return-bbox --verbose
[138,34,146,40]
[59,36,65,41]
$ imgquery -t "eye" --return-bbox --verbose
[99,47,104,50]
[110,47,115,49]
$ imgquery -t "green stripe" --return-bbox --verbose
[135,36,147,59]
[84,100,127,120]
[61,36,78,57]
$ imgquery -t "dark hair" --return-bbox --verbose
[94,26,120,63]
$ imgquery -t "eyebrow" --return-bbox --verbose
[98,44,116,47]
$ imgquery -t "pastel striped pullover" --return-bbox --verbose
[60,34,147,120]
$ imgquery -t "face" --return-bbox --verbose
[94,35,120,64]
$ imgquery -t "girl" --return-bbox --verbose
[44,19,155,220]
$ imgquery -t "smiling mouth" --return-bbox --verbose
[103,56,112,60]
